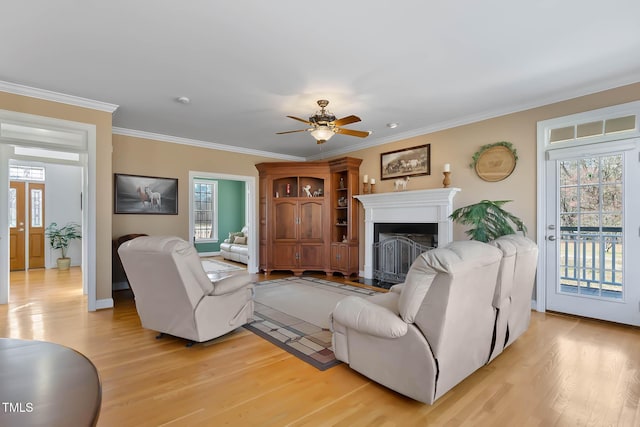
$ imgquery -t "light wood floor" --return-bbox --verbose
[2,267,640,426]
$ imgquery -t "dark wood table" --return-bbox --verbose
[0,338,101,427]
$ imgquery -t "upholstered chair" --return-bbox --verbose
[118,236,254,344]
[487,234,539,361]
[331,240,503,404]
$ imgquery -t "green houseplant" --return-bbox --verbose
[45,222,82,270]
[449,200,527,243]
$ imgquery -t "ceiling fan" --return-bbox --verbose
[277,99,370,144]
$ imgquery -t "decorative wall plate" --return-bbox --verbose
[473,143,517,182]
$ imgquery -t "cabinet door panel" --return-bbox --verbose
[272,244,298,269]
[274,201,297,240]
[330,243,346,270]
[299,244,325,269]
[299,201,323,241]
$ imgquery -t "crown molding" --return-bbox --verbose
[112,127,305,161]
[0,80,118,113]
[309,74,640,161]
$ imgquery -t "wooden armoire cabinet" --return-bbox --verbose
[256,157,361,276]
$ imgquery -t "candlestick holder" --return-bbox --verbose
[442,171,451,188]
[370,183,376,193]
[363,182,370,194]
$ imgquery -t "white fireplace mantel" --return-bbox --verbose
[354,187,461,279]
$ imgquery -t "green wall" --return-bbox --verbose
[195,179,245,253]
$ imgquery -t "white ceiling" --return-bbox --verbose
[2,1,640,160]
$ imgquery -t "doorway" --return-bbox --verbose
[537,101,640,326]
[10,180,46,270]
[0,110,97,310]
[188,171,258,274]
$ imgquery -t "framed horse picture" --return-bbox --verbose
[114,174,178,214]
[380,143,431,180]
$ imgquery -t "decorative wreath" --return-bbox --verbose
[469,141,518,169]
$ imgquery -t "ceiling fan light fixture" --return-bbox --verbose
[310,126,335,142]
[277,99,368,144]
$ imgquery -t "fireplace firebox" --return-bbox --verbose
[372,222,438,285]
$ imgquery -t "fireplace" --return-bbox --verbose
[354,188,460,285]
[373,222,438,285]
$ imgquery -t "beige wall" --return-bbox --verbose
[339,82,640,267]
[0,91,113,301]
[3,81,640,304]
[112,134,275,239]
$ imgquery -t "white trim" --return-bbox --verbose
[188,171,258,274]
[542,100,640,151]
[0,144,11,304]
[13,147,80,162]
[86,127,97,311]
[536,119,548,312]
[4,77,640,162]
[0,80,118,113]
[354,188,460,279]
[546,140,637,160]
[536,100,640,314]
[95,298,114,310]
[197,251,220,257]
[0,109,97,311]
[113,127,305,161]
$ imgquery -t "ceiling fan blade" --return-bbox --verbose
[335,127,370,138]
[276,129,308,135]
[286,115,312,125]
[333,115,361,127]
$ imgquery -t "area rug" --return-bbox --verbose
[201,259,245,280]
[244,277,379,370]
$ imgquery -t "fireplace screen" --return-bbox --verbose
[373,235,434,284]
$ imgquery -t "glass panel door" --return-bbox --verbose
[545,146,640,326]
[558,154,623,299]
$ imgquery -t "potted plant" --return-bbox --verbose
[45,222,82,270]
[449,200,527,243]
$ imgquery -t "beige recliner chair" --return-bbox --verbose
[331,240,503,404]
[118,236,254,344]
[487,234,538,362]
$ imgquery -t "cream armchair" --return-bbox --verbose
[487,234,539,362]
[331,241,503,404]
[118,236,254,344]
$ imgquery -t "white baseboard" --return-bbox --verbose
[96,298,114,310]
[198,251,220,257]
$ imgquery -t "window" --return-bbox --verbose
[193,179,218,242]
[31,189,43,227]
[10,165,45,181]
[9,188,17,228]
[548,114,637,144]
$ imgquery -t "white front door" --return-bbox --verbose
[544,141,640,325]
